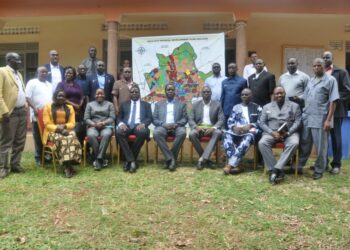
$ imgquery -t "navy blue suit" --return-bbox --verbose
[88,73,115,102]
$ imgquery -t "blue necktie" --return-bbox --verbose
[129,101,136,129]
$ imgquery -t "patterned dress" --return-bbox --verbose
[223,103,262,167]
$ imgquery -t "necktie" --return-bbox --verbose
[91,59,96,75]
[129,101,136,129]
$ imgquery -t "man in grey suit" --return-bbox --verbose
[153,83,188,171]
[258,87,301,184]
[189,86,224,170]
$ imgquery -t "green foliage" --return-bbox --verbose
[1,153,350,249]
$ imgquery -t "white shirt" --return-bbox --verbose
[128,100,141,125]
[25,78,53,122]
[8,66,26,107]
[50,63,62,92]
[165,101,175,124]
[243,64,268,80]
[204,74,227,102]
[97,74,105,89]
[202,101,212,126]
[241,105,250,123]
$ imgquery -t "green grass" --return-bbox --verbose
[1,152,350,249]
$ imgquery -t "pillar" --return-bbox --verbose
[235,20,247,76]
[107,21,118,79]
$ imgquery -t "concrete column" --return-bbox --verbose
[235,20,247,76]
[107,21,118,79]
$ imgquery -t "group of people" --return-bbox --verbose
[0,48,349,184]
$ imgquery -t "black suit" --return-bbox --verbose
[116,100,152,162]
[248,71,276,107]
[43,63,64,86]
[329,65,350,168]
[88,73,115,102]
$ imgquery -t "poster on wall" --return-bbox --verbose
[132,33,225,103]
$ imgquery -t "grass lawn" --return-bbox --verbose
[1,152,350,249]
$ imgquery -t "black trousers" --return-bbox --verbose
[329,117,343,168]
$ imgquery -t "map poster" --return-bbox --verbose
[132,33,225,103]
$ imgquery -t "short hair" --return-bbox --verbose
[64,66,77,79]
[164,82,175,91]
[248,51,257,57]
[130,84,140,92]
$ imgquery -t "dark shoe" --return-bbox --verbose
[206,160,215,169]
[230,166,243,175]
[312,172,323,180]
[103,159,108,168]
[196,160,204,170]
[129,162,137,173]
[35,160,41,167]
[223,165,232,175]
[123,162,130,172]
[330,167,340,174]
[11,165,25,173]
[168,159,176,172]
[93,160,102,171]
[64,167,73,178]
[269,169,284,184]
[0,168,9,179]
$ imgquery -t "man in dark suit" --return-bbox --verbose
[323,51,350,174]
[116,84,152,173]
[153,83,188,171]
[248,59,276,107]
[189,86,224,170]
[88,61,115,102]
[43,50,64,92]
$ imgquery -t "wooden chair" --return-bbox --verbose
[116,134,149,165]
[154,136,183,164]
[190,136,220,164]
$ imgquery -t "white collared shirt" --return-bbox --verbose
[241,105,250,123]
[128,100,141,125]
[97,74,105,89]
[25,78,53,122]
[166,101,175,124]
[204,74,227,102]
[202,101,212,126]
[243,64,268,80]
[8,66,26,107]
[50,63,62,91]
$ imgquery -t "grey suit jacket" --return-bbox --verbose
[189,100,224,129]
[153,99,188,127]
[258,100,301,135]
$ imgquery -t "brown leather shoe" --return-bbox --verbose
[223,165,232,175]
[230,166,243,175]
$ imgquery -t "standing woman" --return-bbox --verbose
[43,90,82,177]
[84,89,115,170]
[55,66,85,145]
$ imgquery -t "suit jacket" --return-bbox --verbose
[332,65,350,118]
[88,73,115,102]
[189,100,224,129]
[0,66,25,120]
[258,100,301,135]
[118,100,152,127]
[248,71,276,107]
[153,99,188,127]
[43,63,64,84]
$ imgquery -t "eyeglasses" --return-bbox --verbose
[124,71,131,73]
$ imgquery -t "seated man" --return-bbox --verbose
[116,84,152,173]
[223,88,262,175]
[258,86,301,184]
[153,83,188,171]
[189,86,224,170]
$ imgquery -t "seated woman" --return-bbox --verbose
[84,88,115,170]
[43,90,82,178]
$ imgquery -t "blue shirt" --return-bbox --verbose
[75,75,89,96]
[97,74,105,89]
[221,75,247,116]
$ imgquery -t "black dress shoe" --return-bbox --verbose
[94,160,102,171]
[206,160,215,169]
[269,169,284,184]
[196,160,204,170]
[330,167,340,174]
[123,162,130,172]
[11,165,25,173]
[0,168,9,179]
[312,172,323,180]
[129,162,137,173]
[168,159,176,172]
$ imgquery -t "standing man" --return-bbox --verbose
[153,83,188,171]
[0,52,27,178]
[204,62,226,102]
[248,59,276,108]
[221,62,247,128]
[88,61,115,102]
[44,50,64,92]
[112,67,136,115]
[323,51,350,174]
[298,58,339,180]
[81,46,100,77]
[189,86,224,170]
[279,58,310,108]
[243,51,267,80]
[75,64,90,99]
[116,84,152,173]
[258,87,301,184]
[223,88,262,175]
[25,66,53,166]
